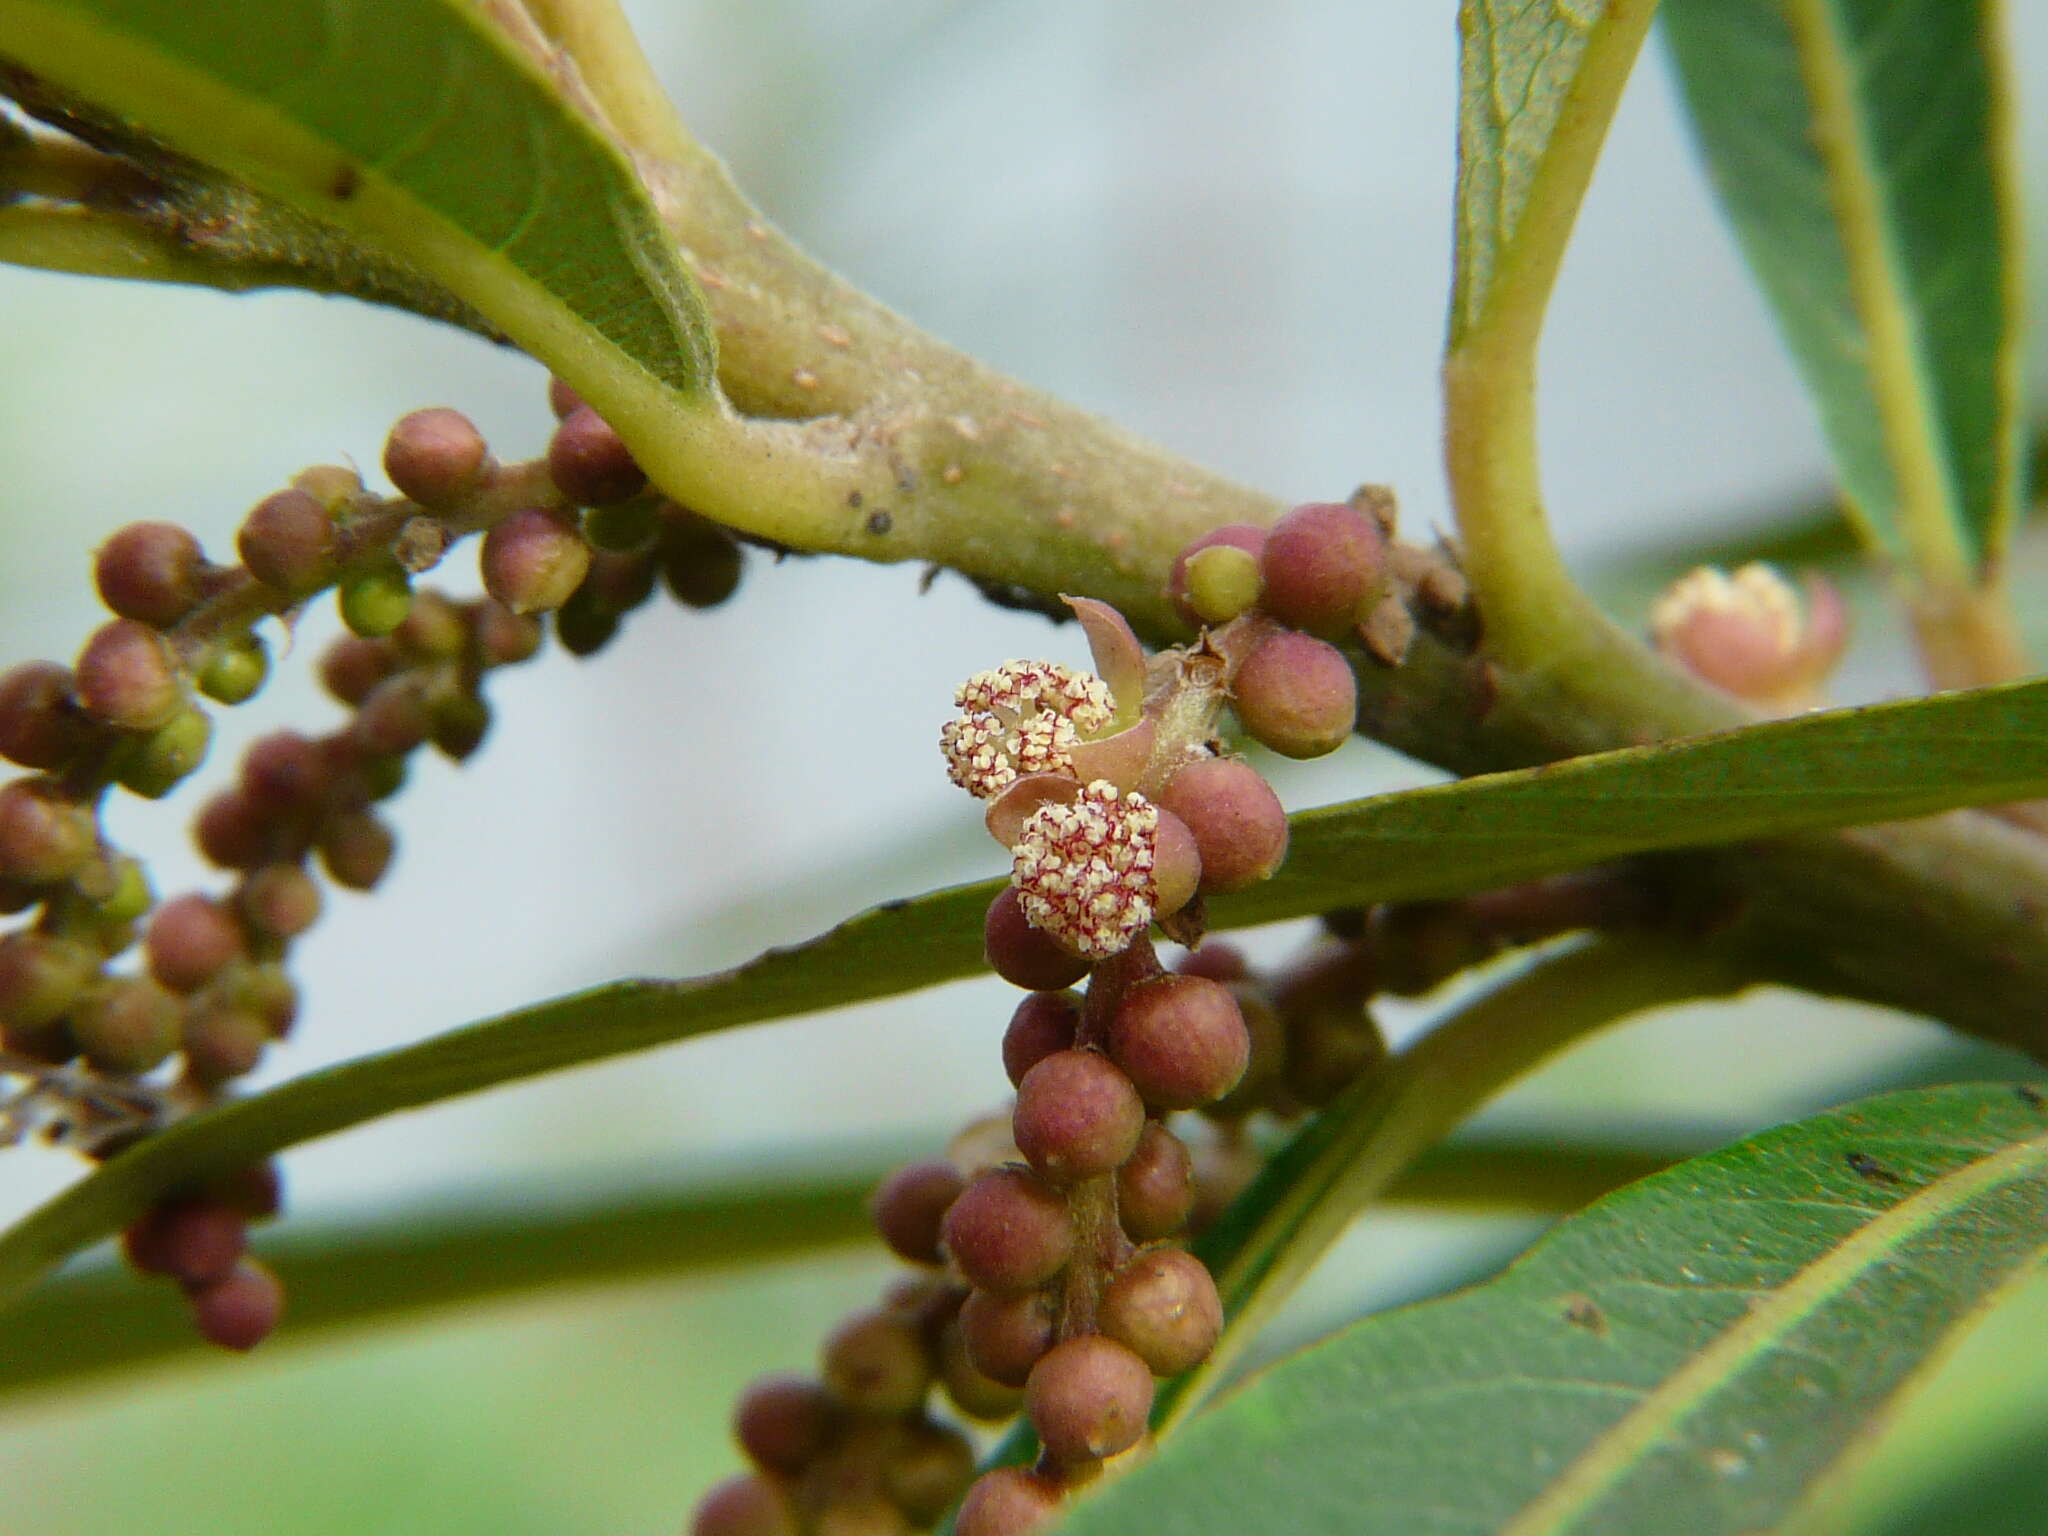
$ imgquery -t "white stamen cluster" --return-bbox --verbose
[940,661,1114,798]
[1649,563,1801,654]
[1010,779,1159,959]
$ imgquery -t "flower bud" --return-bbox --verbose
[959,1287,1056,1388]
[1025,1335,1154,1463]
[871,1161,966,1266]
[954,1468,1062,1536]
[820,1307,933,1417]
[1150,807,1202,917]
[196,635,269,705]
[339,569,414,638]
[547,376,586,420]
[984,887,1090,991]
[428,691,492,761]
[1650,563,1847,709]
[734,1374,837,1477]
[186,1259,284,1351]
[1182,543,1264,625]
[941,1167,1074,1293]
[237,489,334,596]
[318,809,395,891]
[691,1475,799,1536]
[392,591,470,662]
[181,1002,270,1085]
[95,521,206,628]
[146,894,243,992]
[885,1420,977,1524]
[1117,1122,1196,1241]
[1098,1247,1223,1375]
[661,517,745,609]
[0,778,95,883]
[1013,1048,1145,1185]
[1168,525,1267,627]
[238,862,322,940]
[115,706,212,799]
[549,406,647,505]
[938,1319,1024,1422]
[123,1198,247,1284]
[583,498,660,553]
[75,619,182,730]
[318,635,399,707]
[1231,630,1357,759]
[352,676,433,756]
[553,588,620,657]
[194,789,274,869]
[1108,973,1250,1110]
[0,931,96,1028]
[1259,501,1387,636]
[481,507,591,614]
[473,601,545,666]
[0,662,91,769]
[383,408,489,507]
[1001,990,1080,1087]
[291,464,363,513]
[72,976,183,1074]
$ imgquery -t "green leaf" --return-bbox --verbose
[0,0,717,411]
[10,678,2048,1307]
[1060,1083,2048,1536]
[1450,0,1659,346]
[1662,0,2024,576]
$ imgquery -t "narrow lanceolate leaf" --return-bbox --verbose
[1662,0,2025,575]
[1060,1084,2048,1536]
[1450,0,1661,346]
[0,0,717,410]
[9,678,2048,1304]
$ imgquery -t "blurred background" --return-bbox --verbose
[4,2,2048,1530]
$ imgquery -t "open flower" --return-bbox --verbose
[939,660,1113,798]
[1010,779,1159,959]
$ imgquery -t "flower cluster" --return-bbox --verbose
[940,660,1113,798]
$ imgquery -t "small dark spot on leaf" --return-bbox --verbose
[1845,1150,1903,1186]
[330,162,360,201]
[877,897,910,914]
[847,490,863,508]
[1560,1293,1606,1334]
[2017,1083,2045,1109]
[866,509,893,536]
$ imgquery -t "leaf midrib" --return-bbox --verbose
[1498,1126,2048,1533]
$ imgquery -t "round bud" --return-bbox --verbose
[984,888,1090,991]
[1175,940,1249,983]
[393,591,470,662]
[937,1318,1024,1421]
[340,570,414,638]
[662,520,745,609]
[1117,1122,1196,1242]
[1150,808,1202,917]
[1098,1248,1224,1376]
[115,706,212,799]
[73,976,182,1074]
[1283,1007,1387,1106]
[1157,758,1287,893]
[292,464,362,513]
[547,376,586,420]
[205,1161,285,1221]
[884,1421,978,1523]
[473,601,545,666]
[1013,1049,1145,1185]
[1259,502,1386,636]
[871,1161,966,1267]
[958,1286,1056,1388]
[234,961,300,1036]
[352,677,433,756]
[954,1467,1063,1536]
[1168,525,1267,627]
[428,691,492,760]
[820,1307,933,1417]
[181,1003,270,1086]
[691,1475,799,1536]
[318,809,396,891]
[0,662,90,769]
[554,586,622,658]
[0,778,94,883]
[146,894,242,992]
[579,549,660,615]
[122,1198,246,1284]
[1231,631,1357,759]
[481,507,591,614]
[241,731,330,813]
[735,1373,837,1476]
[237,489,334,596]
[194,789,273,869]
[1108,974,1250,1110]
[1208,985,1286,1119]
[583,498,660,553]
[94,858,153,923]
[549,405,647,505]
[1025,1335,1155,1463]
[941,1167,1074,1294]
[238,863,322,941]
[196,635,268,705]
[95,521,206,628]
[0,932,95,1028]
[1001,990,1080,1088]
[356,751,409,802]
[319,636,399,707]
[75,619,181,731]
[1183,544,1264,625]
[186,1259,283,1351]
[383,408,489,507]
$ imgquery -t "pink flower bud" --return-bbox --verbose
[1650,563,1848,710]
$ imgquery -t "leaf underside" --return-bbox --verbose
[6,677,2048,1305]
[1059,1084,2048,1536]
[1662,0,2021,571]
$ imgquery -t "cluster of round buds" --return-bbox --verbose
[485,380,746,657]
[1650,562,1847,713]
[119,1163,286,1349]
[939,662,1114,799]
